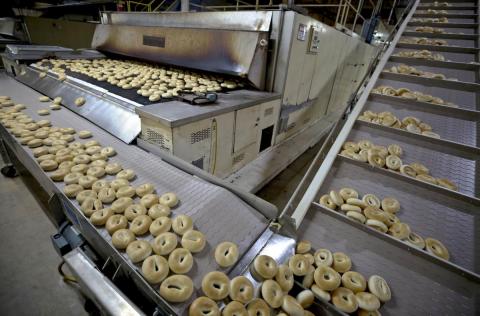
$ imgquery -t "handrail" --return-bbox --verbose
[282,0,418,224]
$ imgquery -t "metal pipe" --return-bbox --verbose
[387,0,398,24]
[353,0,366,31]
[335,0,344,26]
[181,0,189,12]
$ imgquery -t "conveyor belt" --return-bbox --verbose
[0,73,271,314]
[284,0,480,314]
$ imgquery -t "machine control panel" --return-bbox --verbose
[308,25,321,53]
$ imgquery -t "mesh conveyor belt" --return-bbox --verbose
[0,73,269,314]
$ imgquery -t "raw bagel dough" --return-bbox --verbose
[252,255,278,280]
[92,179,109,192]
[78,175,97,189]
[78,130,92,139]
[80,198,102,217]
[368,275,391,302]
[112,197,134,214]
[381,197,400,213]
[40,159,58,171]
[275,264,294,292]
[142,255,169,284]
[388,222,411,240]
[90,208,113,226]
[152,232,178,255]
[126,240,152,263]
[341,204,362,213]
[229,276,254,304]
[116,185,136,198]
[347,211,366,224]
[76,190,97,204]
[342,271,367,293]
[110,178,129,191]
[130,215,152,235]
[159,192,179,207]
[319,194,336,210]
[64,184,83,198]
[84,140,99,148]
[332,287,358,313]
[70,163,87,174]
[87,166,105,178]
[215,241,239,268]
[339,187,358,200]
[64,172,83,185]
[100,146,116,157]
[112,228,136,250]
[37,109,50,116]
[311,284,331,301]
[50,168,70,181]
[136,183,155,197]
[140,193,159,208]
[149,216,172,236]
[159,275,193,303]
[172,214,193,235]
[98,188,116,203]
[116,169,135,181]
[105,163,123,175]
[106,214,128,234]
[362,194,381,209]
[181,230,206,253]
[125,203,147,220]
[189,296,220,316]
[75,97,86,106]
[329,191,344,207]
[387,144,403,156]
[332,252,352,273]
[148,204,171,219]
[202,271,230,300]
[386,155,402,170]
[407,232,426,249]
[366,219,388,233]
[168,248,193,274]
[301,265,315,288]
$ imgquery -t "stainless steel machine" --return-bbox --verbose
[2,10,378,190]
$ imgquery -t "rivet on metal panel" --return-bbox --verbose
[259,39,268,47]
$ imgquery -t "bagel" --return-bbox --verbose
[385,155,402,171]
[366,219,388,233]
[202,271,230,300]
[136,183,155,197]
[388,222,411,240]
[140,193,159,208]
[331,287,358,313]
[368,275,391,302]
[141,255,169,285]
[362,194,381,208]
[332,252,352,273]
[130,215,152,235]
[296,289,314,308]
[100,146,116,157]
[296,240,311,254]
[76,190,97,204]
[355,292,380,312]
[301,265,315,288]
[215,241,239,268]
[149,216,172,236]
[251,255,278,280]
[181,230,206,253]
[70,164,88,174]
[229,276,254,304]
[341,204,362,213]
[281,295,304,316]
[346,198,367,209]
[151,232,178,256]
[319,194,336,210]
[410,162,429,175]
[159,192,179,207]
[111,197,134,214]
[221,301,246,316]
[80,198,102,217]
[437,178,457,191]
[110,178,129,191]
[63,184,83,198]
[168,248,193,274]
[314,248,333,267]
[98,188,116,204]
[105,214,128,235]
[261,279,284,308]
[126,240,152,263]
[425,238,449,260]
[311,284,331,301]
[416,174,437,185]
[387,144,403,156]
[406,232,426,249]
[116,169,135,181]
[339,187,358,200]
[381,197,400,213]
[329,191,344,207]
[275,264,294,292]
[358,139,373,150]
[116,185,136,198]
[342,271,366,293]
[90,159,107,168]
[314,266,341,291]
[78,175,98,189]
[50,168,70,182]
[289,254,309,276]
[105,162,123,175]
[367,150,385,168]
[346,211,366,224]
[172,214,193,235]
[189,297,219,316]
[90,208,113,226]
[159,275,193,303]
[123,203,146,220]
[148,204,171,219]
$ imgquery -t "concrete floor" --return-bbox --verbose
[0,140,320,315]
[0,159,87,316]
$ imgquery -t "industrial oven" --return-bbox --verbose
[1,10,377,182]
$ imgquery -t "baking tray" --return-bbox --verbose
[296,202,480,315]
[385,60,476,82]
[0,73,271,314]
[393,47,476,63]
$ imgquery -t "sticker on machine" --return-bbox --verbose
[297,24,307,41]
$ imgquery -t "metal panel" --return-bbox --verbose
[92,24,269,89]
[101,11,272,32]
